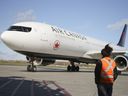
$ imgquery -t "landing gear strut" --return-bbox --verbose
[27,57,37,72]
[67,61,79,72]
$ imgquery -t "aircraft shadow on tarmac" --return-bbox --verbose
[21,67,128,76]
[21,67,94,73]
[0,76,72,96]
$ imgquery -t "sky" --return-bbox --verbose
[0,0,128,60]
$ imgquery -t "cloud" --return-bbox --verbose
[107,19,128,30]
[15,9,36,22]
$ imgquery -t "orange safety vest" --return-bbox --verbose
[100,57,116,84]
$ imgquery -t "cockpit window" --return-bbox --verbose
[8,26,32,32]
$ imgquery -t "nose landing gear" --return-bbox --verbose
[26,57,37,72]
[27,64,37,72]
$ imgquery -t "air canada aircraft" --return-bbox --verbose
[1,22,128,72]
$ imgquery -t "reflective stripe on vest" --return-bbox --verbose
[100,57,116,83]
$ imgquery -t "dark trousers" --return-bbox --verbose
[97,83,113,96]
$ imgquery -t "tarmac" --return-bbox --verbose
[0,65,128,96]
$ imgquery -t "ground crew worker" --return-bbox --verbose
[95,44,119,96]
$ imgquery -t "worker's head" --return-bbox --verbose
[101,44,113,57]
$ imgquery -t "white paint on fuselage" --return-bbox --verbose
[1,22,127,60]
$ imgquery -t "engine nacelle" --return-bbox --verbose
[114,55,128,71]
[33,58,43,66]
[33,58,56,66]
[26,56,56,66]
[41,59,56,66]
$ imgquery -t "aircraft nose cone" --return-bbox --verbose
[0,31,15,47]
[1,32,9,43]
[1,32,5,42]
[1,31,24,50]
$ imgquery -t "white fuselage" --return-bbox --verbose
[1,22,127,60]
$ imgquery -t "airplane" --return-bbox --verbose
[1,22,128,72]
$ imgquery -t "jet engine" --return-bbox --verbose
[33,58,43,65]
[114,55,128,71]
[41,59,56,66]
[34,58,55,66]
[26,56,55,66]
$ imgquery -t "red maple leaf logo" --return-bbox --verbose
[53,40,60,49]
[55,42,60,48]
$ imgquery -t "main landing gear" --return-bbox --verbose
[26,57,37,72]
[67,61,79,72]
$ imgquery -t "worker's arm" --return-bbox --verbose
[94,60,102,84]
[113,67,119,81]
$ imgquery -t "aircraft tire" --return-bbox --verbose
[75,66,79,72]
[27,65,37,72]
[71,65,76,72]
[31,65,37,72]
[67,65,71,71]
[27,65,31,71]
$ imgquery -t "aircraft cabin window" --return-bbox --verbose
[8,26,31,32]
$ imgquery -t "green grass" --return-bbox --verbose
[0,60,96,68]
[0,60,26,66]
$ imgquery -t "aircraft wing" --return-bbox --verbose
[80,50,127,63]
[85,50,126,58]
[84,51,102,59]
[112,50,127,56]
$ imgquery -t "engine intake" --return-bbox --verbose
[26,56,55,66]
[33,58,43,65]
[114,55,128,71]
